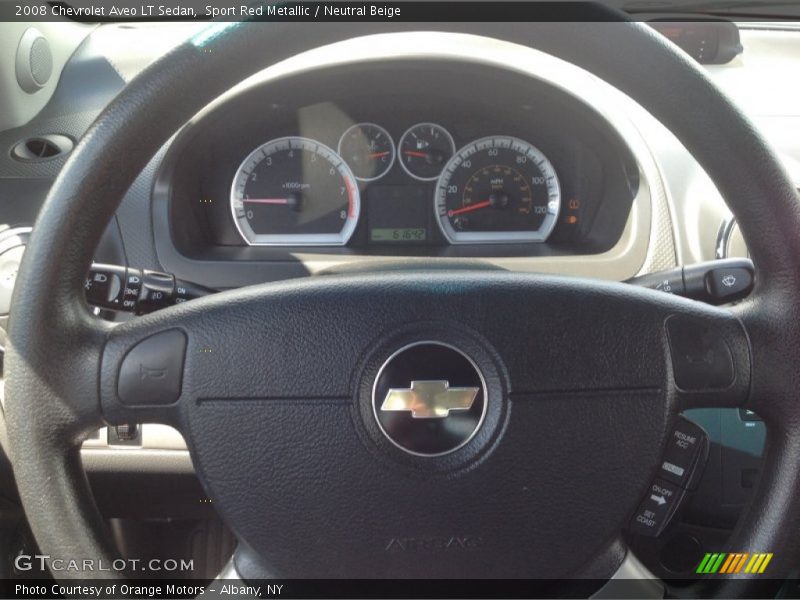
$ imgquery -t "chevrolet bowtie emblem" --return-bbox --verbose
[381,380,479,419]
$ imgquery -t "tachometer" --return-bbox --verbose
[434,136,560,244]
[230,137,360,246]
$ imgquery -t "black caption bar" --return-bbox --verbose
[3,1,624,23]
[2,577,786,599]
[4,0,800,22]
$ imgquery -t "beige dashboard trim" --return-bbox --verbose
[81,425,193,471]
[81,448,194,474]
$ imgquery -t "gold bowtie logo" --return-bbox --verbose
[381,380,479,419]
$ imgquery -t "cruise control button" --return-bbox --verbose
[118,329,187,406]
[629,479,684,537]
[660,418,709,489]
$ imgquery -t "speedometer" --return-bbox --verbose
[230,137,360,246]
[434,136,560,244]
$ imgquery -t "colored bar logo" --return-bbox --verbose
[696,552,773,574]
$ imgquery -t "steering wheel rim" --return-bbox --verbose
[5,18,800,596]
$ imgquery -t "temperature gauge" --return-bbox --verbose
[398,123,456,181]
[338,123,395,181]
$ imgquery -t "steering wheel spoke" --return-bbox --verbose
[668,305,752,412]
[100,315,190,427]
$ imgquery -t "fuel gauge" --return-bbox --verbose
[398,122,456,181]
[338,123,395,181]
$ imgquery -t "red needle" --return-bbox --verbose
[448,200,491,217]
[368,151,390,159]
[243,198,289,205]
[404,150,428,158]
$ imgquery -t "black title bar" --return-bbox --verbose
[5,1,624,23]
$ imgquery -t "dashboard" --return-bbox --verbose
[159,57,641,284]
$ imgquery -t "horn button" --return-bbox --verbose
[372,342,487,456]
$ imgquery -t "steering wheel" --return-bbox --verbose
[5,18,800,597]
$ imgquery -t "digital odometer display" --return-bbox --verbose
[371,228,427,243]
[367,186,430,245]
[434,136,561,244]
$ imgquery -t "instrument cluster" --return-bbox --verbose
[163,59,639,264]
[231,125,561,247]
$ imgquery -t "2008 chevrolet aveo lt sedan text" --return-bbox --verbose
[1,3,800,598]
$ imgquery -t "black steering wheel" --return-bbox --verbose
[5,19,800,598]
